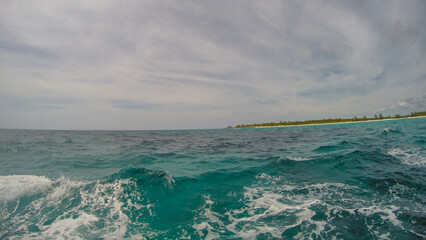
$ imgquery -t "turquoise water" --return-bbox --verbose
[0,118,425,239]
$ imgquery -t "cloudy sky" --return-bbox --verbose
[1,0,425,130]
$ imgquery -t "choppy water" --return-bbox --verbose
[0,118,425,239]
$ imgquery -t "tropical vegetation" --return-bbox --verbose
[234,111,426,128]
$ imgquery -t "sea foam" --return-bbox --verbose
[388,148,426,166]
[0,175,52,201]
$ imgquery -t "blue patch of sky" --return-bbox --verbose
[0,41,57,60]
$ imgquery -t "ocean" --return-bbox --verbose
[0,118,425,239]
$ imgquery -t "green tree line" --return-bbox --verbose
[234,111,426,128]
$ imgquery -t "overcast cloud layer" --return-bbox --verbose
[1,0,425,130]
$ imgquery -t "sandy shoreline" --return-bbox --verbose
[236,116,426,129]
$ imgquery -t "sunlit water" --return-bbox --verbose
[1,118,425,239]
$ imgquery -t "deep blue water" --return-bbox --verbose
[0,118,425,239]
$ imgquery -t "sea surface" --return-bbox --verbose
[0,118,425,239]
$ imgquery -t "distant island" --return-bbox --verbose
[233,111,426,128]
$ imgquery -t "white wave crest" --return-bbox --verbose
[192,195,223,240]
[192,187,324,239]
[37,212,99,240]
[286,156,311,161]
[358,205,401,227]
[2,177,152,240]
[192,176,416,239]
[388,148,426,166]
[0,175,52,201]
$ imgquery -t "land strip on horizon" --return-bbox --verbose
[232,112,426,129]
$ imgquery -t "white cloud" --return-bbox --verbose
[0,0,425,129]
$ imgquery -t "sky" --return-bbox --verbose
[0,0,425,130]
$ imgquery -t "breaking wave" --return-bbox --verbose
[0,117,425,239]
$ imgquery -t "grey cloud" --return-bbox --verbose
[388,21,418,46]
[0,97,82,111]
[299,84,370,101]
[396,94,426,110]
[111,99,223,112]
[379,94,426,115]
[0,0,425,129]
[111,100,162,110]
[320,41,353,57]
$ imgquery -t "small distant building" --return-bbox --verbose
[226,126,233,129]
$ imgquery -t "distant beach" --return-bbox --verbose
[233,111,426,128]
[235,115,426,129]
